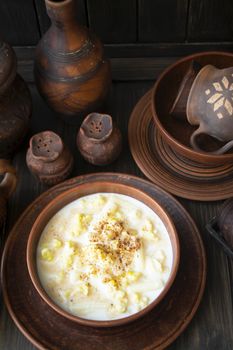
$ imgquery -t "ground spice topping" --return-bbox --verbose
[82,213,141,285]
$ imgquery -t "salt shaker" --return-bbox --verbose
[77,113,122,166]
[26,131,73,185]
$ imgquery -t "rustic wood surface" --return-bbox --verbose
[0,0,233,347]
[0,77,233,349]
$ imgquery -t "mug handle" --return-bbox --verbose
[0,159,17,199]
[190,126,233,155]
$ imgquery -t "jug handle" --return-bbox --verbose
[190,126,233,155]
[0,160,17,199]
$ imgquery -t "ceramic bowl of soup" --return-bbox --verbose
[27,181,180,327]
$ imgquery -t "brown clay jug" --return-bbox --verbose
[187,65,233,154]
[34,0,111,121]
[0,159,17,227]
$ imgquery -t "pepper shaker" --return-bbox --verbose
[77,113,122,166]
[26,131,73,185]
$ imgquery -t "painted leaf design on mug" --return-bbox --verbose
[205,76,233,119]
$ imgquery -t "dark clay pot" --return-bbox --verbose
[26,131,73,185]
[0,40,32,158]
[77,113,122,165]
[34,0,111,121]
[0,159,17,227]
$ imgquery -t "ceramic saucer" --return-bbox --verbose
[129,90,233,200]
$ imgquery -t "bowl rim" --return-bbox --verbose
[151,50,233,161]
[26,180,180,328]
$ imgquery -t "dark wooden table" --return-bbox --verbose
[1,73,233,349]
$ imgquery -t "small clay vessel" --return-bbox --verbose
[217,199,233,250]
[187,65,233,154]
[77,113,122,165]
[169,61,233,154]
[34,0,111,121]
[0,40,32,158]
[0,159,17,227]
[26,131,73,185]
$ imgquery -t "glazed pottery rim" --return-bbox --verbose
[26,180,180,328]
[151,51,233,161]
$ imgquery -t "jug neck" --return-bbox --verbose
[45,0,88,50]
[45,0,80,31]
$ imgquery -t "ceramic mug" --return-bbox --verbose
[187,64,233,154]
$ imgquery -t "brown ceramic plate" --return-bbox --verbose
[1,173,206,350]
[129,90,233,201]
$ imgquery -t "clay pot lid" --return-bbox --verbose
[30,131,64,162]
[80,113,113,142]
[0,41,17,94]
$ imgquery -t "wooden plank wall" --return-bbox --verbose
[0,0,233,54]
[188,0,233,41]
[87,0,137,43]
[138,0,189,42]
[0,0,40,45]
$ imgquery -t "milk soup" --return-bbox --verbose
[37,193,173,320]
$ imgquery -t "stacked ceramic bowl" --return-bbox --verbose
[152,51,233,167]
[129,51,233,201]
